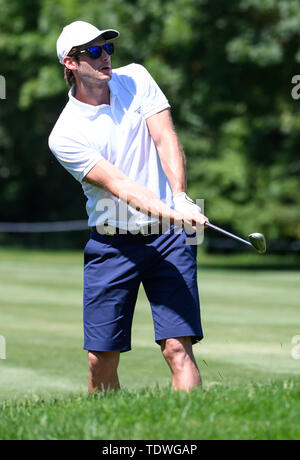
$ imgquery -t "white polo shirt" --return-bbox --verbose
[48,63,173,229]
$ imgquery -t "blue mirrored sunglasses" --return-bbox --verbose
[75,43,114,59]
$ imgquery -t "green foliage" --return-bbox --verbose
[0,0,300,243]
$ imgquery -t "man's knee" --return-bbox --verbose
[88,350,120,373]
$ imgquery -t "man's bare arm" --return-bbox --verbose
[82,159,207,228]
[83,159,179,224]
[146,109,187,196]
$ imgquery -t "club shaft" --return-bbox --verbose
[206,222,252,247]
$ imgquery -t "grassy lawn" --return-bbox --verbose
[1,381,299,440]
[0,247,299,439]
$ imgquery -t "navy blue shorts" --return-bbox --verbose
[83,229,203,352]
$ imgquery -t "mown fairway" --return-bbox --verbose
[0,248,299,439]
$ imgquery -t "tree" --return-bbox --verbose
[0,0,300,247]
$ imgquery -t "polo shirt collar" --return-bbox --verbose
[68,74,119,117]
[108,75,119,97]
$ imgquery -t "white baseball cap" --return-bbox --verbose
[56,20,120,64]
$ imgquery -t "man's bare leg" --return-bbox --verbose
[161,337,202,391]
[88,350,121,393]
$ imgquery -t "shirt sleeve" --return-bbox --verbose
[120,63,171,119]
[48,130,103,183]
[137,64,171,119]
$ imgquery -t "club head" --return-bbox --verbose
[248,233,266,254]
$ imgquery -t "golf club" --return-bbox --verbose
[206,222,266,254]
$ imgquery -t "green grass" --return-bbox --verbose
[0,381,299,440]
[0,247,299,439]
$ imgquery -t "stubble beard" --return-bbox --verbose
[80,68,112,90]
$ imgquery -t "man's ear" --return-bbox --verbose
[63,56,78,71]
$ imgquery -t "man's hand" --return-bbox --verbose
[173,192,209,233]
[173,192,202,214]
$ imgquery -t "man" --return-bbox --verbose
[49,21,208,393]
